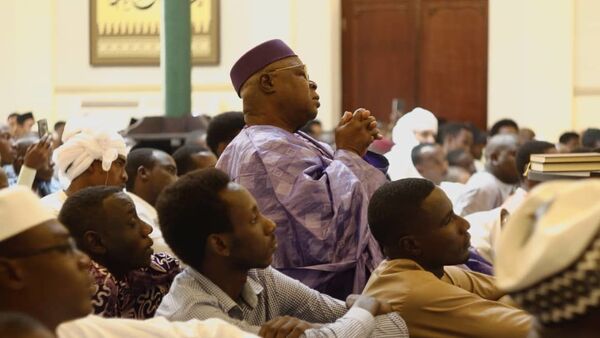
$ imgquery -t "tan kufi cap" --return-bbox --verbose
[496,179,600,323]
[0,186,55,241]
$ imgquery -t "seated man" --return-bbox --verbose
[438,122,474,154]
[125,148,178,255]
[411,143,448,185]
[495,180,600,338]
[454,134,520,216]
[156,168,409,338]
[581,127,600,149]
[172,144,217,176]
[0,186,254,338]
[447,148,476,176]
[364,178,531,338]
[489,118,519,137]
[557,131,580,153]
[58,186,180,319]
[12,136,58,196]
[205,111,245,158]
[41,125,128,215]
[465,140,558,264]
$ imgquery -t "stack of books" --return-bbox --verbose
[527,153,600,181]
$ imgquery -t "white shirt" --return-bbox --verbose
[57,315,257,338]
[454,171,516,216]
[127,191,175,257]
[40,190,68,216]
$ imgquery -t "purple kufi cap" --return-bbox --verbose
[230,39,297,97]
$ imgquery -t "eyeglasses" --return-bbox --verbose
[264,63,310,81]
[2,238,79,259]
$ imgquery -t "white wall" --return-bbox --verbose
[574,0,600,132]
[1,0,598,138]
[488,0,574,142]
[1,0,341,131]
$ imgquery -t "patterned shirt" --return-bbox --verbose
[216,126,388,298]
[156,266,409,338]
[90,252,181,319]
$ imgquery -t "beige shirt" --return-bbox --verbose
[363,259,531,338]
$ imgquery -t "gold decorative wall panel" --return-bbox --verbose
[90,0,219,66]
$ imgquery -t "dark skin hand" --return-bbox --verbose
[336,108,382,157]
[23,135,53,170]
[258,295,392,338]
[346,294,393,316]
[259,316,320,338]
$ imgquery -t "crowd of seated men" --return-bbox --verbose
[1,39,600,338]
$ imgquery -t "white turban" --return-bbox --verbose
[0,186,55,241]
[53,126,127,189]
[385,107,438,180]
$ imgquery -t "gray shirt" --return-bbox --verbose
[156,266,408,338]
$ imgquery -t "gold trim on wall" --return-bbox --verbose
[54,83,233,94]
[90,0,220,66]
[574,86,600,96]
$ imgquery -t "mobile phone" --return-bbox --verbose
[37,119,49,138]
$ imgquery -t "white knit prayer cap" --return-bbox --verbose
[53,118,127,189]
[0,186,55,241]
[496,180,600,291]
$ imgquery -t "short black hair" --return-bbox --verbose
[205,111,245,155]
[515,140,555,177]
[582,128,600,148]
[125,148,159,191]
[7,112,18,119]
[368,178,436,248]
[16,112,34,125]
[0,312,49,337]
[53,121,66,131]
[59,186,122,243]
[558,131,579,144]
[411,143,436,165]
[447,148,470,166]
[172,144,211,176]
[489,118,519,136]
[156,168,233,268]
[468,124,488,145]
[437,122,470,143]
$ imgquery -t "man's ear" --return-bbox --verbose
[206,233,232,258]
[82,231,106,256]
[489,151,500,166]
[137,165,150,182]
[0,258,26,290]
[216,143,227,158]
[398,236,422,257]
[258,74,276,95]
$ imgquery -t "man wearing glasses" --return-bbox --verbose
[218,39,388,299]
[0,186,257,337]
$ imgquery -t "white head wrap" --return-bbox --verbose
[385,107,438,180]
[0,186,55,241]
[495,179,600,323]
[53,120,127,189]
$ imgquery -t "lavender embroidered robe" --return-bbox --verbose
[216,125,387,298]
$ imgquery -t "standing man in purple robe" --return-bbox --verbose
[217,39,387,298]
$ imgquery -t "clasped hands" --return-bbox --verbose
[335,108,382,157]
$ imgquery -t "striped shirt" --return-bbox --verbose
[157,266,408,338]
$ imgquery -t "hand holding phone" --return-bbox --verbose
[37,119,49,138]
